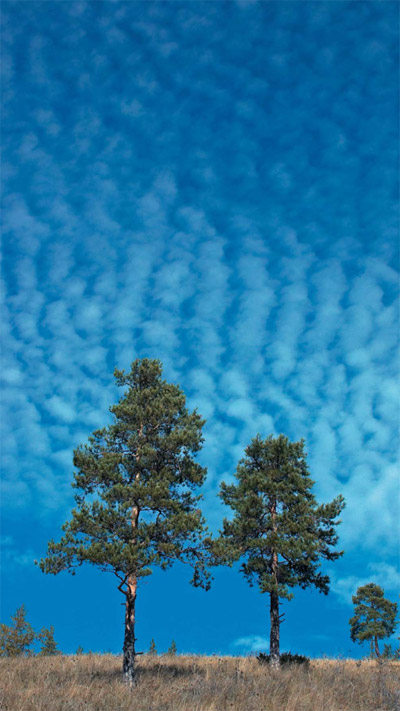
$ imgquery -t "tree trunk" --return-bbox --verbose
[123,431,142,685]
[375,636,380,658]
[123,576,137,685]
[269,589,280,670]
[270,496,280,671]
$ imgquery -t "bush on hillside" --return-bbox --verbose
[257,651,310,667]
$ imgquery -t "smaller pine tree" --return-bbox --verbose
[38,626,59,656]
[0,605,35,657]
[349,583,398,658]
[167,640,177,655]
[215,434,345,667]
[148,638,157,655]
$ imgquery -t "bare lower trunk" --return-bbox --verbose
[123,576,137,685]
[375,636,380,658]
[270,589,280,670]
[270,497,280,671]
[123,431,142,685]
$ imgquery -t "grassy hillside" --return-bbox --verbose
[1,653,399,711]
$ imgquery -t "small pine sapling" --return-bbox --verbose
[38,625,60,656]
[167,639,177,655]
[0,605,36,657]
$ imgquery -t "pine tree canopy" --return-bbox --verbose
[0,605,36,657]
[39,359,211,591]
[217,434,345,601]
[349,583,398,646]
[167,639,177,655]
[38,625,60,656]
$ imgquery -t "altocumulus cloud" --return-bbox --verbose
[1,0,398,617]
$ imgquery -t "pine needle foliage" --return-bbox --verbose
[167,639,177,655]
[38,359,210,684]
[215,434,345,666]
[148,639,157,655]
[0,605,36,657]
[349,583,398,658]
[38,626,60,656]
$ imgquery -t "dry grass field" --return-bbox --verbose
[1,653,399,711]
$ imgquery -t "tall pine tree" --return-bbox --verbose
[349,583,398,658]
[215,434,345,668]
[39,359,210,684]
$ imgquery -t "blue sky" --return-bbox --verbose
[1,1,399,659]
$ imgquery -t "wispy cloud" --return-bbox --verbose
[0,536,37,573]
[330,563,400,605]
[233,635,269,654]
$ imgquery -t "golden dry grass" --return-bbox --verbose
[1,653,399,711]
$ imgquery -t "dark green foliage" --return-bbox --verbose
[38,626,59,656]
[257,651,310,667]
[349,583,398,658]
[256,652,270,665]
[75,645,84,655]
[0,605,36,657]
[217,435,345,596]
[167,639,177,655]
[149,638,157,655]
[39,359,210,587]
[215,434,345,663]
[0,607,60,658]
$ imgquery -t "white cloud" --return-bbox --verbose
[226,397,254,422]
[233,635,269,653]
[46,396,76,424]
[331,563,400,605]
[1,366,22,385]
[0,536,37,573]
